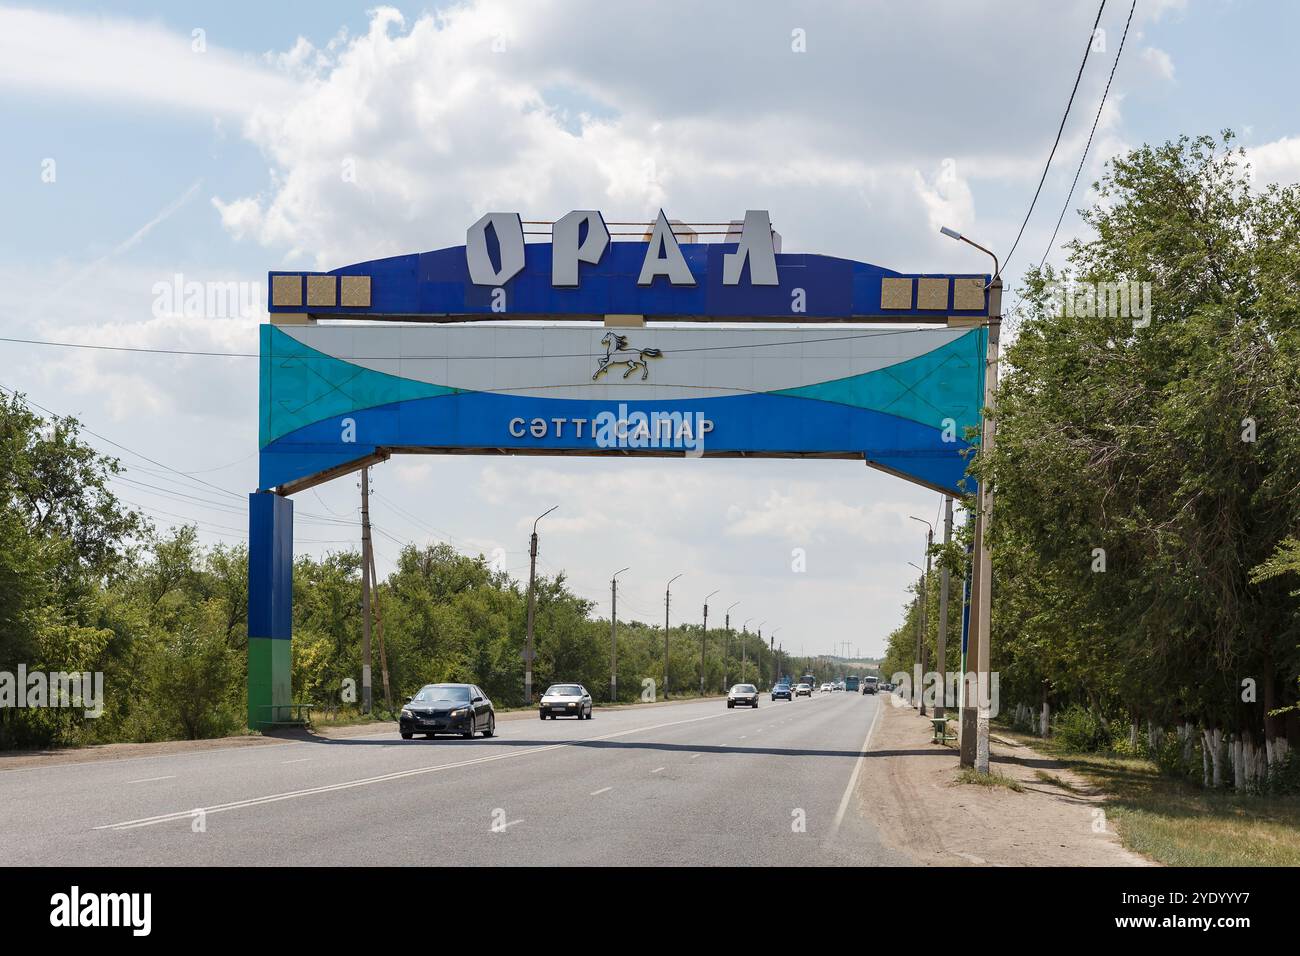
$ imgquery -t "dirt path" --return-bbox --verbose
[856,696,1154,866]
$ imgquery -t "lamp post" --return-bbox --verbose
[908,560,926,714]
[742,618,754,684]
[724,602,740,691]
[910,515,935,717]
[941,224,1002,773]
[524,505,558,706]
[610,566,629,703]
[702,590,719,696]
[664,572,683,700]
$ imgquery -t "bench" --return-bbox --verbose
[930,716,956,744]
[258,703,315,728]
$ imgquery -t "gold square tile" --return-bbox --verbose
[880,277,913,310]
[917,277,950,311]
[306,275,337,307]
[340,275,371,308]
[271,274,301,307]
[953,277,986,311]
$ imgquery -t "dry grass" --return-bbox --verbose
[955,767,1025,792]
[1001,728,1300,866]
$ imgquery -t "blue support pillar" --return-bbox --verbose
[247,491,293,730]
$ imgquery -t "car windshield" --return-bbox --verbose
[412,685,471,703]
[546,685,583,696]
[734,685,756,693]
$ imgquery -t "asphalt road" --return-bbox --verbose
[0,691,907,866]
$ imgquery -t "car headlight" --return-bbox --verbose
[450,708,469,718]
[401,709,414,718]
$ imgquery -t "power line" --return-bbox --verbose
[1033,0,1137,274]
[0,324,969,362]
[1000,0,1109,276]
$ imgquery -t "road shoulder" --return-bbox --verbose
[856,697,1154,866]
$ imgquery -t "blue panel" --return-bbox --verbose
[260,391,977,494]
[248,492,293,639]
[270,242,989,321]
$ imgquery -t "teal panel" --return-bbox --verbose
[772,329,984,434]
[260,325,457,447]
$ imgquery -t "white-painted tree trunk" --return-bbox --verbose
[1039,701,1050,737]
[1147,719,1161,753]
[1202,727,1224,788]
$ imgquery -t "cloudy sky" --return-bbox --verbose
[2,0,1297,658]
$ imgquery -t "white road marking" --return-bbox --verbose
[95,708,731,831]
[126,775,175,784]
[496,819,524,831]
[281,758,310,764]
[590,787,612,795]
[690,753,702,760]
[650,766,665,774]
[826,698,884,846]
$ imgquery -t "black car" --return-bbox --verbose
[400,683,495,739]
[771,682,793,701]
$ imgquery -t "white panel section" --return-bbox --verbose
[281,325,971,400]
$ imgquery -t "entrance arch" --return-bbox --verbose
[248,214,993,728]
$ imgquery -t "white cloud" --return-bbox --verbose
[1248,136,1300,189]
[0,6,296,115]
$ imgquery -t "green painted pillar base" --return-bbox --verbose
[247,491,294,731]
[248,637,292,730]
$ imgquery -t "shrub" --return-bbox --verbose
[1053,705,1111,753]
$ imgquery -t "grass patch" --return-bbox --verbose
[999,727,1300,866]
[955,768,1024,792]
[1033,770,1082,793]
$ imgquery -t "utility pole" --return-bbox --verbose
[936,496,953,720]
[938,227,1000,774]
[702,590,718,696]
[664,572,682,700]
[525,505,558,706]
[367,541,392,713]
[724,602,740,691]
[973,279,1002,773]
[610,567,629,703]
[359,468,373,715]
[908,560,925,714]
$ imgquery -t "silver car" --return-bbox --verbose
[539,683,592,719]
[727,683,759,708]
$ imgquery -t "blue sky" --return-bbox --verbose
[2,0,1297,656]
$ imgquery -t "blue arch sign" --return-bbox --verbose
[247,210,990,727]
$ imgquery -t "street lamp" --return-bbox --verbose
[664,572,683,699]
[941,224,1003,774]
[724,601,740,690]
[524,505,558,705]
[610,566,629,703]
[742,617,755,684]
[702,590,719,696]
[910,514,935,717]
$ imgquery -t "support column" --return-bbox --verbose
[248,491,293,731]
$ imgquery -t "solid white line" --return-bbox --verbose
[589,787,612,795]
[281,758,310,764]
[95,708,730,831]
[126,775,175,784]
[650,766,665,774]
[827,698,883,845]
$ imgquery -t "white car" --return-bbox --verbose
[819,682,834,693]
[795,683,813,697]
[539,683,592,720]
[727,683,759,708]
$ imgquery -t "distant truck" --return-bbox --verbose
[845,676,860,692]
[862,676,880,695]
